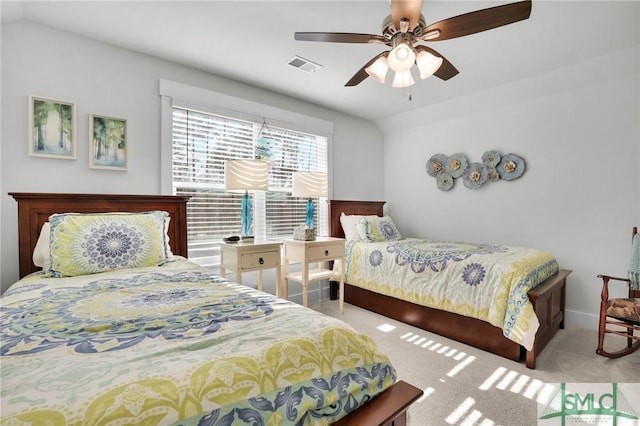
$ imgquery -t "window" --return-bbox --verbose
[171,106,328,267]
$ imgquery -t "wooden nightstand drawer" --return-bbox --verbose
[308,244,344,262]
[241,251,280,269]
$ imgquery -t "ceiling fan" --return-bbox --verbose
[294,0,532,88]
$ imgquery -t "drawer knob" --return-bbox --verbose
[259,257,264,265]
[325,250,329,256]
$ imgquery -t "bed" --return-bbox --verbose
[328,199,571,369]
[2,192,422,426]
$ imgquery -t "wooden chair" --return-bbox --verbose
[596,226,640,358]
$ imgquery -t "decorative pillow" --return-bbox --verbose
[357,215,403,242]
[340,213,376,241]
[33,222,51,269]
[47,211,171,277]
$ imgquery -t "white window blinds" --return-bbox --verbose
[172,106,328,267]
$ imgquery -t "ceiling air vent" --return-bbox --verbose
[288,55,322,73]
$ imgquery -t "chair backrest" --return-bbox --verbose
[631,226,639,299]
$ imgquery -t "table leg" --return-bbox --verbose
[339,257,345,314]
[275,264,281,297]
[282,257,289,300]
[220,251,226,278]
[257,270,263,292]
[302,261,309,307]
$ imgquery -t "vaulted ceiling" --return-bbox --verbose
[2,1,638,123]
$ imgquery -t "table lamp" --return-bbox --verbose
[292,171,327,229]
[224,159,269,238]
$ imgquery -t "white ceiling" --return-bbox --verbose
[2,1,639,123]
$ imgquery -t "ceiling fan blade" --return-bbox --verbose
[295,32,386,44]
[345,52,389,87]
[422,0,532,41]
[415,46,459,80]
[390,0,423,32]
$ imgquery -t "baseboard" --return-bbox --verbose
[565,309,599,330]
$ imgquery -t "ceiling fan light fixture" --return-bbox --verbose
[387,42,416,72]
[416,50,443,79]
[391,69,415,88]
[365,56,389,84]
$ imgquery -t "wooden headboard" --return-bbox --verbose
[328,200,385,238]
[9,192,191,278]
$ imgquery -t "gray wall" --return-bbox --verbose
[378,45,640,329]
[3,16,640,330]
[0,21,384,291]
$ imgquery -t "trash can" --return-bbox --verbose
[329,281,338,300]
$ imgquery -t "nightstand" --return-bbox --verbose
[220,241,282,296]
[282,237,345,313]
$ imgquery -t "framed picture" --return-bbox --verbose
[29,95,76,159]
[89,114,127,171]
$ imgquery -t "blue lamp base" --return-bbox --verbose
[240,191,252,237]
[305,198,315,229]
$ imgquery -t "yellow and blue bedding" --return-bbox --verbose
[1,258,395,425]
[344,238,559,350]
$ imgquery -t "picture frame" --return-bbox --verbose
[89,114,127,171]
[29,95,77,159]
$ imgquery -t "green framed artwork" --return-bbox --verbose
[29,95,76,160]
[89,114,127,171]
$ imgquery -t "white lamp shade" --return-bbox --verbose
[391,70,415,88]
[292,172,327,198]
[365,56,389,84]
[416,50,443,79]
[224,159,268,192]
[387,43,416,72]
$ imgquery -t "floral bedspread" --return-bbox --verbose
[1,258,395,425]
[344,238,559,350]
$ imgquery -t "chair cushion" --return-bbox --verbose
[606,298,640,324]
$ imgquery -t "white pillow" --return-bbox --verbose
[33,222,51,269]
[340,212,376,241]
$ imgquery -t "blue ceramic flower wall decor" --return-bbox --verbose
[426,151,525,191]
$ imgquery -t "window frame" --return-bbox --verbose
[159,79,334,266]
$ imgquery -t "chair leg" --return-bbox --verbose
[596,320,640,358]
[596,302,607,354]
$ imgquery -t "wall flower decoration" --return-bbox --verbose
[426,154,448,177]
[497,153,525,181]
[463,162,488,189]
[437,174,454,191]
[487,168,500,182]
[426,150,526,191]
[445,153,469,178]
[482,150,501,168]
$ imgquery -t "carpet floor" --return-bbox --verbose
[313,300,640,426]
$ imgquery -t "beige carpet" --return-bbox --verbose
[313,300,640,426]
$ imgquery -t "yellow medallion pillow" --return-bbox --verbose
[357,215,404,242]
[47,211,170,277]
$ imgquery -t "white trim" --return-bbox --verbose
[159,79,334,136]
[159,79,334,198]
[565,309,599,330]
[160,95,173,195]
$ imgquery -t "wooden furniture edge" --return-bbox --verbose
[9,192,190,278]
[329,199,569,369]
[526,268,571,368]
[344,283,522,361]
[333,380,423,426]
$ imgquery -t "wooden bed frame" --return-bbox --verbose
[8,192,423,426]
[328,199,571,369]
